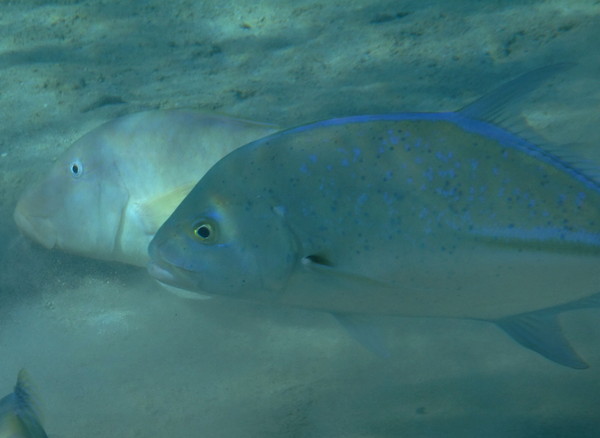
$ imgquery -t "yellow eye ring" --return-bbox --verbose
[193,222,214,242]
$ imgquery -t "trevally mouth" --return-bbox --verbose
[147,260,212,299]
[147,260,178,285]
[146,241,206,292]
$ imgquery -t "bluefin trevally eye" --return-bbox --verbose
[193,221,216,243]
[70,159,83,177]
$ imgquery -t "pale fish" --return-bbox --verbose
[0,370,48,438]
[148,65,600,369]
[14,110,278,267]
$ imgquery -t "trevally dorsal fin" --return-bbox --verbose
[459,63,600,191]
[458,63,575,123]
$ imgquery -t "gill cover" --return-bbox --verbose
[152,194,297,301]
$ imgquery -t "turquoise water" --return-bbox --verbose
[1,1,599,436]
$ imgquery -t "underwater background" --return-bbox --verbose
[1,0,599,436]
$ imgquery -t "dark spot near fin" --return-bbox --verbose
[81,95,127,112]
[304,253,334,266]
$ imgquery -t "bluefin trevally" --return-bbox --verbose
[148,65,600,368]
[0,370,48,438]
[14,110,278,267]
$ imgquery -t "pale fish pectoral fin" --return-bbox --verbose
[332,313,391,358]
[137,184,195,234]
[495,291,600,369]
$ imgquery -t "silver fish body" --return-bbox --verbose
[148,66,600,367]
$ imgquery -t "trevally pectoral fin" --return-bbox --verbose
[495,292,600,369]
[302,254,395,291]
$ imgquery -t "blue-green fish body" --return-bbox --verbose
[0,370,48,438]
[149,66,600,368]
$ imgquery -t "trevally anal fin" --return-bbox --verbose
[495,291,600,369]
[332,313,391,358]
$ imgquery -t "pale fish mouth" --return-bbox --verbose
[13,206,56,249]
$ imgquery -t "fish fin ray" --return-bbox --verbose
[332,313,390,358]
[496,311,588,369]
[459,63,575,123]
[459,63,600,188]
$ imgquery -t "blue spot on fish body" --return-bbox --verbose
[557,194,567,205]
[435,151,452,162]
[576,192,586,208]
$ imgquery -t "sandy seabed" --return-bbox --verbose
[1,1,600,436]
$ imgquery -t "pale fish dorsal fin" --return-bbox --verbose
[137,184,195,234]
[495,291,600,369]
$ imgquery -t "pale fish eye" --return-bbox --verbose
[193,222,215,243]
[70,159,83,177]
